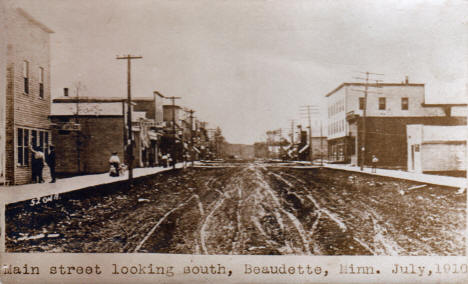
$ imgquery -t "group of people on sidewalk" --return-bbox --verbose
[108,151,188,177]
[29,144,56,183]
[107,151,177,177]
[160,153,173,168]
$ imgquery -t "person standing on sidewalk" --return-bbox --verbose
[161,154,168,168]
[29,145,45,183]
[167,154,173,168]
[109,152,121,177]
[46,145,56,183]
[371,155,379,173]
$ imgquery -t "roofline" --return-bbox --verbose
[49,115,124,118]
[422,103,467,107]
[133,97,155,101]
[153,91,165,98]
[53,96,159,103]
[53,97,126,103]
[325,82,425,97]
[17,8,54,34]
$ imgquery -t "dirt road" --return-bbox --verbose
[7,163,466,255]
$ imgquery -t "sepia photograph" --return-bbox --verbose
[0,0,467,282]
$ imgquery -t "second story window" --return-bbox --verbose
[23,60,29,94]
[39,67,44,98]
[401,97,409,110]
[359,97,365,110]
[379,97,386,110]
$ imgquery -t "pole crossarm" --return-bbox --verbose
[116,55,143,60]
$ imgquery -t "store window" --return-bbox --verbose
[17,128,29,166]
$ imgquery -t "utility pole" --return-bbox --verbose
[300,105,319,164]
[361,73,369,171]
[266,131,270,159]
[74,84,80,174]
[188,109,195,166]
[279,128,283,160]
[289,119,295,160]
[307,108,312,164]
[352,72,383,171]
[290,119,295,145]
[116,54,142,184]
[165,96,181,169]
[320,120,323,166]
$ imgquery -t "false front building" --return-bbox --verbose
[326,78,466,169]
[0,7,53,185]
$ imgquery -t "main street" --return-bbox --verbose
[7,162,466,255]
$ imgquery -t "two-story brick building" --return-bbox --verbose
[326,78,466,169]
[1,7,53,185]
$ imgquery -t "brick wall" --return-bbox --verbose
[354,116,467,169]
[51,116,125,174]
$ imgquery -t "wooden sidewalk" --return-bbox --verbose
[0,164,184,252]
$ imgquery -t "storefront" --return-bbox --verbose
[328,136,354,163]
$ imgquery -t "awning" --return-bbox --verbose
[148,130,158,140]
[299,144,309,154]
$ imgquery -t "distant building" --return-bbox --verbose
[223,144,255,160]
[133,91,164,123]
[325,78,466,169]
[0,7,54,184]
[298,136,328,161]
[407,125,466,176]
[254,142,268,159]
[160,104,184,161]
[163,105,182,123]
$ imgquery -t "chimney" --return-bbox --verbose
[63,87,69,97]
[405,76,409,85]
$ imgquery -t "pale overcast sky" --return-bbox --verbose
[12,0,467,144]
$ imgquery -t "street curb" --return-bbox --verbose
[321,166,463,189]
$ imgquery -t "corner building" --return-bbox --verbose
[325,79,466,169]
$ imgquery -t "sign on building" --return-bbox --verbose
[59,123,81,131]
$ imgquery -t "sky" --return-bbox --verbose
[12,0,468,144]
